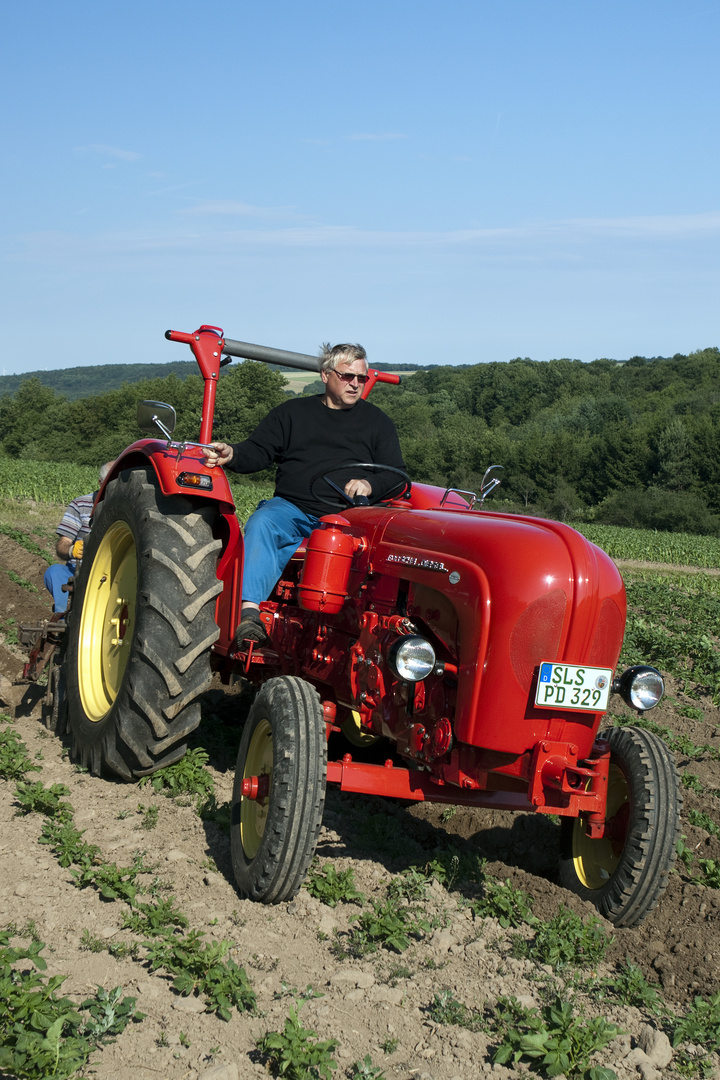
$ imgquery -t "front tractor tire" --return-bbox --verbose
[231,676,327,903]
[65,467,222,779]
[559,725,681,927]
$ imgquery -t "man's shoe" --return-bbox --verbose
[232,610,269,651]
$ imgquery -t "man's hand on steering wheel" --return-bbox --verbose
[344,478,372,500]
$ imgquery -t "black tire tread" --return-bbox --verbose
[231,675,327,904]
[559,724,682,927]
[65,468,221,778]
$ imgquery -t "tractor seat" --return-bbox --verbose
[288,539,308,562]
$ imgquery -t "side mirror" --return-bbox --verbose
[137,400,177,439]
[479,465,503,505]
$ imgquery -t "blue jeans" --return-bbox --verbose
[242,497,320,604]
[44,563,74,613]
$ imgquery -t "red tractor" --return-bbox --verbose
[56,324,680,928]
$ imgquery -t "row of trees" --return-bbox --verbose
[1,347,719,534]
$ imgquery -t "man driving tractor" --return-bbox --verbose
[203,343,404,646]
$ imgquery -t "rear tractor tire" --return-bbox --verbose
[559,724,681,927]
[65,467,222,779]
[231,676,327,903]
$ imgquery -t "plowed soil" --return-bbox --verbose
[1,514,719,1080]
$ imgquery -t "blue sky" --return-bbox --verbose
[2,0,718,372]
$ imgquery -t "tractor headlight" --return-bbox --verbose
[386,636,436,682]
[612,665,664,712]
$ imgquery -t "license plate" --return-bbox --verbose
[535,662,612,712]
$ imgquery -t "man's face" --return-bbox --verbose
[321,357,369,410]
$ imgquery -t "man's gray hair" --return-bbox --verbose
[318,343,367,375]
[98,462,113,485]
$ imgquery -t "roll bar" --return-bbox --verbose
[165,324,401,444]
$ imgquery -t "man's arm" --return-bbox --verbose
[55,494,88,560]
[202,405,291,473]
[56,536,74,562]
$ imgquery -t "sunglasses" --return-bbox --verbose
[331,369,370,385]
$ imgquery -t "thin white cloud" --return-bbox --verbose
[344,133,407,142]
[11,210,720,267]
[180,200,294,218]
[75,143,141,162]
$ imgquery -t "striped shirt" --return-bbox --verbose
[57,491,97,548]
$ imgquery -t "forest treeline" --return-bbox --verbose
[0,360,421,402]
[1,347,719,535]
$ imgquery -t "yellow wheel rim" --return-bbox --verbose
[342,708,380,747]
[77,521,136,722]
[240,719,273,859]
[571,764,629,889]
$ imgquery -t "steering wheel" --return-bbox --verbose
[309,462,412,510]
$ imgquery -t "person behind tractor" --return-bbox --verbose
[203,342,405,647]
[43,462,114,614]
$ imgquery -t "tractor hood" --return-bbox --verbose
[355,492,626,755]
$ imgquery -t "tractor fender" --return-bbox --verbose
[96,440,243,649]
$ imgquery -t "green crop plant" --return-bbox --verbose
[345,896,430,956]
[6,569,38,592]
[305,862,364,907]
[0,617,19,645]
[137,803,159,830]
[676,837,696,872]
[689,809,720,836]
[426,989,484,1031]
[682,773,705,793]
[0,930,144,1080]
[673,1048,716,1078]
[79,930,106,953]
[256,995,338,1080]
[39,817,101,868]
[0,728,40,781]
[122,896,189,936]
[13,781,73,819]
[491,994,620,1079]
[0,522,52,560]
[468,874,537,928]
[350,1054,387,1079]
[676,703,704,720]
[692,859,720,889]
[69,849,156,905]
[512,906,611,970]
[143,929,255,1020]
[597,960,665,1015]
[139,746,215,804]
[672,991,720,1053]
[387,867,431,903]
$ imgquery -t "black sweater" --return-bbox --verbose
[227,395,406,516]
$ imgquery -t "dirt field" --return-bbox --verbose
[1,507,719,1080]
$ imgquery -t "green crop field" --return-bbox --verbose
[2,460,718,566]
[0,460,101,506]
[576,523,720,569]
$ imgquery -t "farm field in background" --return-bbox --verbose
[576,523,720,570]
[3,459,720,562]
